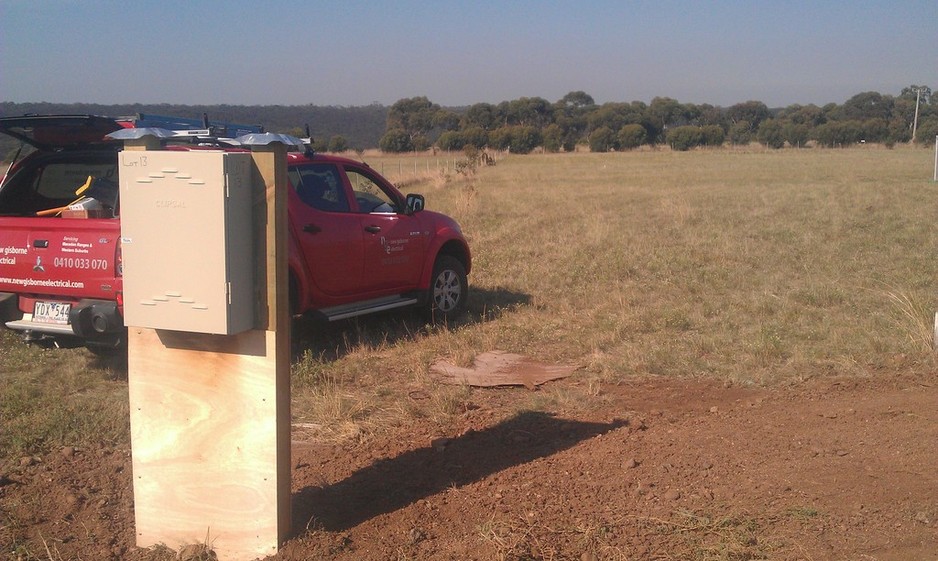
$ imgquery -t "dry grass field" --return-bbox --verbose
[291,145,938,438]
[2,145,937,560]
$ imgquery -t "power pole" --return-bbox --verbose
[912,86,924,143]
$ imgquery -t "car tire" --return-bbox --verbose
[428,255,468,323]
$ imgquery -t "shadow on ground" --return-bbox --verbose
[291,286,530,362]
[292,411,626,533]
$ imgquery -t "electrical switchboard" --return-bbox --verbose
[119,151,254,334]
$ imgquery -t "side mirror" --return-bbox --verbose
[405,193,425,214]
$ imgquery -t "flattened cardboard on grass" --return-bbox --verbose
[431,351,576,389]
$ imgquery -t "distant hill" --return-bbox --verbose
[0,102,389,155]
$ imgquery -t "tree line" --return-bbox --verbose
[2,86,936,160]
[0,101,386,159]
[379,86,937,153]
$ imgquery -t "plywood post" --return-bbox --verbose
[248,142,292,547]
[125,138,291,560]
[123,137,162,152]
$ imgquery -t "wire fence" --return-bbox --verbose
[371,150,503,185]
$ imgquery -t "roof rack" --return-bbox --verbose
[109,114,312,152]
[116,113,264,138]
[107,127,243,148]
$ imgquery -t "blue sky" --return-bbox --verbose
[1,1,936,108]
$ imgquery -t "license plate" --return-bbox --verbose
[33,301,71,325]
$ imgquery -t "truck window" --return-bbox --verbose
[289,164,350,213]
[34,162,116,200]
[347,168,398,213]
[0,157,117,215]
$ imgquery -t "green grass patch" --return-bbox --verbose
[0,330,129,456]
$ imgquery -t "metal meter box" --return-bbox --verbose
[119,151,255,335]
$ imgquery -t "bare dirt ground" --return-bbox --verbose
[3,372,937,561]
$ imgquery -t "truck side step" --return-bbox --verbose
[318,295,418,322]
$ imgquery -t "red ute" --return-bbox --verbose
[0,115,471,352]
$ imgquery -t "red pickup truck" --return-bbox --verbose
[0,115,470,352]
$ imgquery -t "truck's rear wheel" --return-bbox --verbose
[428,255,468,323]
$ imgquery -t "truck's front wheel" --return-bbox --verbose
[428,255,468,323]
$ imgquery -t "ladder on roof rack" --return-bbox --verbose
[118,113,264,138]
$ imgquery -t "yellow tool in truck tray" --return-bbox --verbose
[35,175,118,217]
